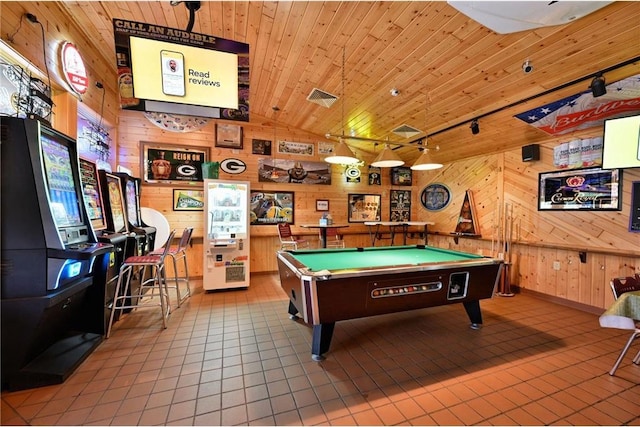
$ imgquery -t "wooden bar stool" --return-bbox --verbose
[150,227,193,308]
[106,230,176,338]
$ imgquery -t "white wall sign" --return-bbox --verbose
[61,42,88,95]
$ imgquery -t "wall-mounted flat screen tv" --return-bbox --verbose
[113,18,249,121]
[602,114,640,169]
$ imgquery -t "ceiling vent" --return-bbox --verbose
[392,124,423,139]
[447,1,611,34]
[307,88,339,108]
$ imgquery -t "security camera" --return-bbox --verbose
[390,88,399,97]
[522,60,533,74]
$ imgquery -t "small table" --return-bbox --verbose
[364,221,435,246]
[300,224,349,248]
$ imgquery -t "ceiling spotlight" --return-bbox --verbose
[522,60,533,74]
[390,88,399,97]
[470,119,480,135]
[25,13,39,24]
[590,72,606,98]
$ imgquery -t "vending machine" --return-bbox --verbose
[203,180,250,290]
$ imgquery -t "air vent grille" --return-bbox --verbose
[392,124,423,138]
[307,88,338,108]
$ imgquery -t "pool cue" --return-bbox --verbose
[498,202,515,297]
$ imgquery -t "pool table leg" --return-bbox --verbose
[288,301,299,320]
[463,300,483,330]
[311,323,335,361]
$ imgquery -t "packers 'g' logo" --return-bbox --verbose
[346,166,361,178]
[220,158,247,174]
[177,164,197,177]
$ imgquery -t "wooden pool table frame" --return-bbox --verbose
[277,246,503,361]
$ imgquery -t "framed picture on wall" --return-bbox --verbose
[215,123,243,149]
[390,189,411,222]
[316,199,330,211]
[391,166,412,186]
[538,167,622,211]
[141,141,209,185]
[251,138,271,155]
[173,189,204,211]
[348,194,381,223]
[250,190,294,225]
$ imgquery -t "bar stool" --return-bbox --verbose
[106,230,176,338]
[150,227,193,308]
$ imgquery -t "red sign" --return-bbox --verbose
[61,42,88,94]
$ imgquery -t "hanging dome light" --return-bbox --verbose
[411,148,443,170]
[324,138,359,165]
[371,144,404,168]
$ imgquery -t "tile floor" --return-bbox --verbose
[2,273,639,426]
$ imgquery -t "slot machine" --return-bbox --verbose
[114,172,157,254]
[1,117,114,390]
[79,158,128,332]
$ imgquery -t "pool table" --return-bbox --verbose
[277,245,503,360]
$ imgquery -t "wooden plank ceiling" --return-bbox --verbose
[56,1,640,165]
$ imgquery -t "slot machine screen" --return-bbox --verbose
[40,132,83,228]
[124,178,140,227]
[79,158,107,231]
[105,174,127,233]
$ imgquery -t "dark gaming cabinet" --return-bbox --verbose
[1,117,114,391]
[97,170,156,311]
[79,158,128,332]
[114,172,157,254]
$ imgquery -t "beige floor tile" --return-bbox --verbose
[2,276,639,426]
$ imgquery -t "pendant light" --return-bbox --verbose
[371,144,404,168]
[270,106,280,179]
[411,92,442,171]
[324,47,359,165]
[411,146,443,170]
[325,137,360,165]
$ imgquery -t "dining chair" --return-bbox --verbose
[322,227,345,248]
[106,230,176,338]
[606,276,640,375]
[277,222,309,250]
[149,227,193,308]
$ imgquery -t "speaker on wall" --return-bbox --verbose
[522,144,540,162]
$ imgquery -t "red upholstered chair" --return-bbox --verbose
[150,227,193,308]
[106,230,176,338]
[277,223,309,250]
[606,276,640,375]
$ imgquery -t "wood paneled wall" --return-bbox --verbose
[116,107,640,314]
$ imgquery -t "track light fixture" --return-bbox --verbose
[470,119,480,135]
[590,72,606,98]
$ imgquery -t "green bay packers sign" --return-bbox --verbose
[141,142,209,184]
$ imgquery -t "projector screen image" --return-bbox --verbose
[602,114,640,169]
[130,36,238,109]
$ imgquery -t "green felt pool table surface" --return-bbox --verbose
[286,245,485,272]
